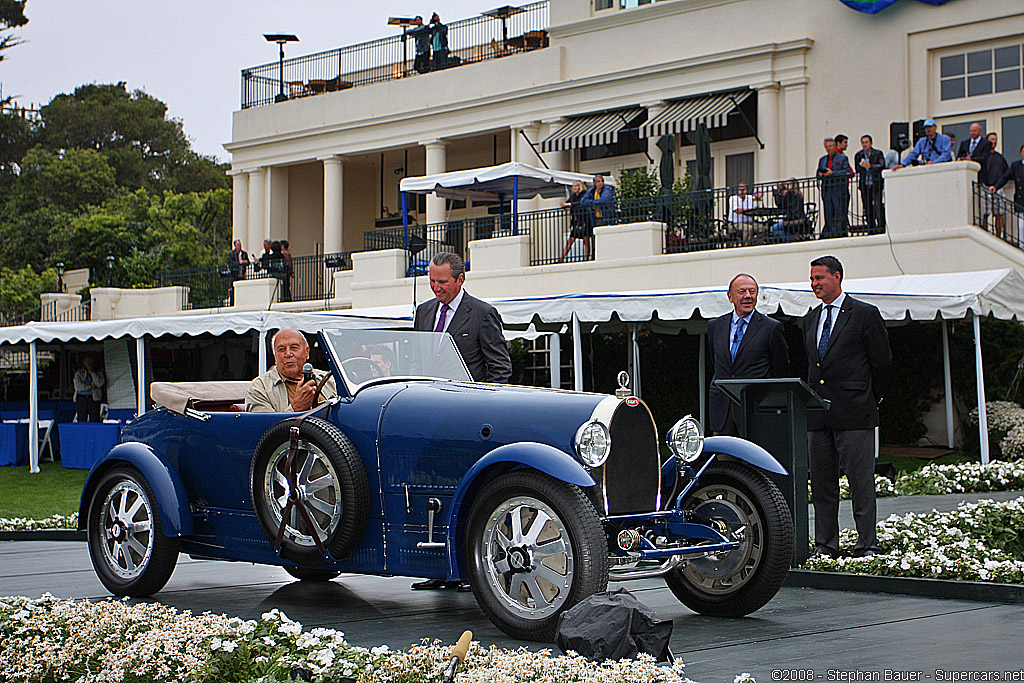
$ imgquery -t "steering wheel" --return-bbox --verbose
[341,357,381,384]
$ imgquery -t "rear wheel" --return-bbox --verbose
[466,471,609,641]
[665,461,792,616]
[87,465,179,597]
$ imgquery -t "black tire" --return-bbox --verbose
[665,461,793,616]
[466,471,609,641]
[283,566,341,582]
[251,417,369,566]
[86,465,180,597]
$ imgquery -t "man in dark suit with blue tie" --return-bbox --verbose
[804,256,891,559]
[708,274,790,436]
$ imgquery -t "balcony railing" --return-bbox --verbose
[158,252,353,310]
[241,2,549,109]
[972,181,1023,251]
[362,174,887,272]
[1,299,91,327]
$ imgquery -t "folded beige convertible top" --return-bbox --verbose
[150,381,251,414]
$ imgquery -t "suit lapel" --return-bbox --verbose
[732,311,761,363]
[446,295,472,336]
[421,299,440,330]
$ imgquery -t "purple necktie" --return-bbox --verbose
[433,303,449,353]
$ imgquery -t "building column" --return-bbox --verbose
[540,118,569,172]
[421,140,448,226]
[268,166,289,244]
[247,167,268,256]
[642,101,669,173]
[230,170,249,248]
[755,84,780,183]
[781,79,808,179]
[321,156,344,254]
[513,122,542,211]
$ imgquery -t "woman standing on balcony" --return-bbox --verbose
[559,180,591,261]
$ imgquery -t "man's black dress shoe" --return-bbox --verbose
[411,578,447,590]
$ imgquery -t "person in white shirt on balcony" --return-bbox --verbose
[727,183,760,241]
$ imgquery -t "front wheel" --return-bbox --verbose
[665,461,793,616]
[87,465,180,597]
[465,471,609,641]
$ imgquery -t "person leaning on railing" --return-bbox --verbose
[580,174,615,228]
[1005,143,1024,226]
[893,119,952,168]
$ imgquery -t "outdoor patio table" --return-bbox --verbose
[0,421,29,467]
[58,422,121,470]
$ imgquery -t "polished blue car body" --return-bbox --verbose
[80,328,794,641]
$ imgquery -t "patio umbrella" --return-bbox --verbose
[692,123,714,236]
[656,134,675,191]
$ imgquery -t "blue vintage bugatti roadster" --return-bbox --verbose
[80,328,793,641]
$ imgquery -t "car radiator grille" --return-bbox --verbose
[591,400,661,516]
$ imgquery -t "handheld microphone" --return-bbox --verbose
[302,363,313,384]
[442,630,472,683]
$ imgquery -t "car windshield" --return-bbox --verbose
[321,328,473,390]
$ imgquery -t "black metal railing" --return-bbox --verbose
[972,181,1023,251]
[241,2,549,109]
[158,252,353,309]
[1,299,91,327]
[659,175,885,253]
[364,216,523,275]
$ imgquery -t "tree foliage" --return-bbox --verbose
[0,81,232,309]
[0,0,27,67]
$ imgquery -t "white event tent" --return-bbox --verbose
[3,269,1021,472]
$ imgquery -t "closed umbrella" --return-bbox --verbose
[656,134,677,230]
[693,123,714,237]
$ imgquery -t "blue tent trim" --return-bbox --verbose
[839,0,949,13]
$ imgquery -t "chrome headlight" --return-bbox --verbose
[574,420,611,468]
[667,416,704,463]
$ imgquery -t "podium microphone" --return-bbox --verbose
[442,630,472,683]
[302,362,313,384]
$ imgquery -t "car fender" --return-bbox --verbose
[78,442,194,537]
[703,435,788,475]
[444,441,596,578]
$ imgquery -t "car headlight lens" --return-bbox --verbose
[667,416,704,463]
[574,420,611,468]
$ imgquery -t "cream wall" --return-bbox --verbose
[287,162,323,256]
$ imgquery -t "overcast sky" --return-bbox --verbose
[1,1,501,162]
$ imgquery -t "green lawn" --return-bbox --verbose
[878,451,974,473]
[0,463,88,519]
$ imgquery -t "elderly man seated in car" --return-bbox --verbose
[246,329,337,412]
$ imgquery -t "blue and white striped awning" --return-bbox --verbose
[638,90,751,139]
[539,108,643,153]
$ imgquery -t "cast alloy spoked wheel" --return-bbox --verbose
[263,438,342,548]
[251,418,369,566]
[99,479,155,580]
[665,461,793,616]
[87,466,179,597]
[467,471,608,641]
[481,495,574,620]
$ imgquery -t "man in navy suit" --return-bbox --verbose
[817,137,853,238]
[708,274,791,436]
[413,252,512,384]
[804,255,891,559]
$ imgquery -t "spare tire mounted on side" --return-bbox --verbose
[250,417,369,566]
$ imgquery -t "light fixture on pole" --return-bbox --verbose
[106,253,115,287]
[56,261,65,293]
[387,17,419,78]
[263,33,299,103]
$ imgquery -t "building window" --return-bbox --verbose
[941,43,1022,101]
[595,0,614,9]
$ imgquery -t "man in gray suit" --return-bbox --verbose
[413,252,512,384]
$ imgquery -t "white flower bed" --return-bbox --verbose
[804,496,1024,583]
[0,595,698,683]
[810,461,1024,502]
[969,400,1024,460]
[0,513,77,532]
